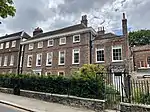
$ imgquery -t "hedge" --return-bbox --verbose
[0,74,105,99]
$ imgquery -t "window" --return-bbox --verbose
[0,43,4,49]
[47,39,54,47]
[147,57,150,67]
[59,37,66,45]
[58,71,65,76]
[46,52,53,66]
[27,55,32,67]
[59,51,65,65]
[10,55,14,66]
[0,56,2,66]
[38,41,43,48]
[5,42,9,49]
[20,56,23,67]
[45,72,52,76]
[140,61,145,68]
[28,43,34,50]
[3,56,8,66]
[36,53,42,66]
[73,35,80,43]
[96,48,104,62]
[72,49,80,64]
[11,40,16,48]
[112,46,122,61]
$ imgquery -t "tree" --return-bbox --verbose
[129,30,150,46]
[0,0,16,18]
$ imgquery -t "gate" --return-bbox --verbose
[104,72,131,110]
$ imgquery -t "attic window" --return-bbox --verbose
[73,35,80,43]
[38,41,43,48]
[59,37,66,45]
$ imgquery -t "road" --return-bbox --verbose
[0,103,26,112]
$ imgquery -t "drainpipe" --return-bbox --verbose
[90,32,92,64]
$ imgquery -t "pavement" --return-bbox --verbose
[0,92,94,112]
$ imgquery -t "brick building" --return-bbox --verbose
[131,45,150,78]
[0,31,30,74]
[21,13,129,76]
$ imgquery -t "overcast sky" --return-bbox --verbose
[0,0,149,36]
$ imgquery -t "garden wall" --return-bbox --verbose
[0,87,105,112]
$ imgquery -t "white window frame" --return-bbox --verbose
[0,43,4,49]
[11,40,16,48]
[45,71,52,76]
[59,37,66,45]
[0,56,2,66]
[139,61,145,68]
[27,55,32,67]
[3,56,8,66]
[46,52,53,66]
[96,48,105,63]
[20,56,23,67]
[37,41,43,48]
[47,39,54,47]
[10,55,14,66]
[58,71,65,76]
[58,50,65,65]
[72,49,80,64]
[112,45,123,62]
[73,34,80,43]
[28,43,34,50]
[36,53,42,66]
[5,42,9,49]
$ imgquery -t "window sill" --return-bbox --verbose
[72,63,80,65]
[36,65,41,67]
[112,60,123,62]
[47,45,53,47]
[73,41,80,43]
[58,64,65,66]
[46,65,52,67]
[27,66,32,68]
[96,61,105,63]
[59,43,66,45]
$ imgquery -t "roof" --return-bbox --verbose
[29,24,86,41]
[0,31,30,40]
[132,45,150,52]
[95,33,123,40]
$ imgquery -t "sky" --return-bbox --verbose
[0,0,149,36]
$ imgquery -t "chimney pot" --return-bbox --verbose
[33,27,43,36]
[81,15,88,27]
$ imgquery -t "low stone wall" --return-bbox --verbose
[120,102,150,112]
[0,87,105,112]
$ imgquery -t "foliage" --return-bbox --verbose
[0,0,16,18]
[72,64,106,80]
[129,30,150,46]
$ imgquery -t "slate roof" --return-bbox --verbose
[28,24,86,40]
[95,33,123,40]
[0,31,30,40]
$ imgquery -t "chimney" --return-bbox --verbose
[81,15,88,27]
[33,27,43,36]
[122,13,127,37]
[97,27,105,35]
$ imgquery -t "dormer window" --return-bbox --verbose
[73,35,80,43]
[59,37,66,45]
[38,41,43,48]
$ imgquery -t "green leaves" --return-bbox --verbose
[129,30,150,46]
[0,0,16,18]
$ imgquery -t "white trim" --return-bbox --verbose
[36,53,42,66]
[73,34,80,43]
[46,52,53,66]
[0,56,2,66]
[58,50,65,65]
[59,37,66,45]
[58,71,65,76]
[21,27,97,45]
[37,41,43,48]
[47,39,54,47]
[95,48,105,63]
[27,55,32,67]
[112,45,123,62]
[72,48,80,64]
[11,40,16,48]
